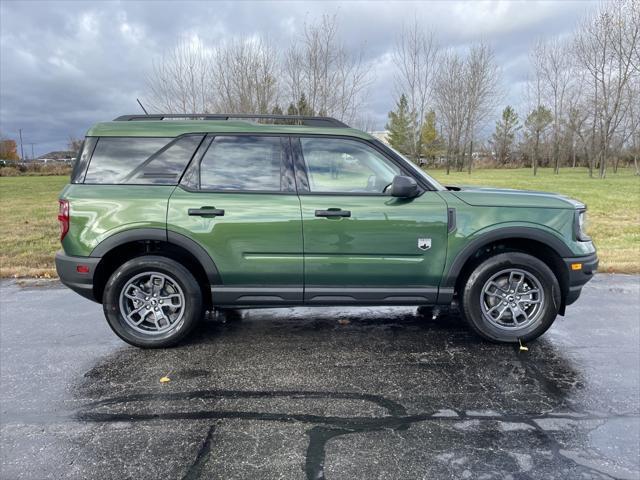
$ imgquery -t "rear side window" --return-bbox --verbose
[199,136,284,191]
[70,137,97,183]
[84,136,203,185]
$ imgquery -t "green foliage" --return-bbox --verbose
[284,94,315,117]
[419,110,443,162]
[524,105,553,174]
[296,93,314,116]
[491,106,521,164]
[286,103,297,116]
[271,105,284,115]
[524,105,553,139]
[386,94,414,157]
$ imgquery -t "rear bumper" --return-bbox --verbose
[563,252,598,306]
[55,250,101,302]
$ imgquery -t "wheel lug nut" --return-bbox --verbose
[159,300,163,304]
[503,302,508,305]
[146,306,151,309]
[154,307,159,311]
[145,297,149,300]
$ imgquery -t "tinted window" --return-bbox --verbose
[300,138,400,193]
[85,137,171,184]
[199,136,283,191]
[125,135,204,184]
[70,137,97,184]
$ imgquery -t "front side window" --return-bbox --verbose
[199,136,284,191]
[299,138,400,193]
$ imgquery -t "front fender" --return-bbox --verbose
[440,224,574,290]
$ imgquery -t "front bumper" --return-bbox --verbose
[563,252,599,306]
[55,250,101,302]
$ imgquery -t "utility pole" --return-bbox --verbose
[28,143,35,160]
[18,129,24,160]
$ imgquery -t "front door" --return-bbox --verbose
[167,134,304,306]
[293,136,447,305]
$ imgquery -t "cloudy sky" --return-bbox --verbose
[0,0,595,156]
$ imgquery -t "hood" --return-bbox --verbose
[446,185,585,209]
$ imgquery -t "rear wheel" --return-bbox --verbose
[103,256,203,348]
[461,252,560,343]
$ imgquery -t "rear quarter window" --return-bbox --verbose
[83,135,203,185]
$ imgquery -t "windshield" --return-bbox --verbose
[377,142,446,191]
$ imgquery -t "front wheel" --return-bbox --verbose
[461,252,561,343]
[103,256,203,348]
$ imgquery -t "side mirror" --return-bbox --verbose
[390,175,419,198]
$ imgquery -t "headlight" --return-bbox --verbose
[575,209,590,241]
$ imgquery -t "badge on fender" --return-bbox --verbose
[418,238,431,251]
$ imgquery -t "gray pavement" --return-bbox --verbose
[1,275,639,479]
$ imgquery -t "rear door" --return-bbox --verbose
[293,136,448,305]
[167,134,304,306]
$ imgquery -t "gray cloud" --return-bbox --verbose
[0,0,593,155]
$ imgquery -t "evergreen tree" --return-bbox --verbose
[286,103,298,116]
[490,106,521,165]
[524,105,552,176]
[386,94,413,157]
[419,110,443,163]
[296,93,314,116]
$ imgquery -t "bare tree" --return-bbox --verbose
[392,22,440,162]
[435,43,500,173]
[351,113,378,133]
[573,0,640,178]
[67,136,83,157]
[283,14,372,123]
[214,38,280,114]
[531,38,573,173]
[462,43,501,173]
[622,76,640,174]
[434,50,467,173]
[145,39,215,113]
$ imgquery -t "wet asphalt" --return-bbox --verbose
[0,275,639,480]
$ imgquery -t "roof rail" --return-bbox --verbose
[112,114,349,128]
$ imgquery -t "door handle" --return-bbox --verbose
[188,207,225,217]
[315,208,351,218]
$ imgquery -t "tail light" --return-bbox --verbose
[58,199,69,241]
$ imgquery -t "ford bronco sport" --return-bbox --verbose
[55,114,598,348]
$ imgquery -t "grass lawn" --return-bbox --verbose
[0,168,638,278]
[0,176,68,278]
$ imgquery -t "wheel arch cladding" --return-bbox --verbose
[444,227,571,310]
[91,228,220,306]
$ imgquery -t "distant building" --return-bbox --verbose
[370,131,390,145]
[36,151,75,163]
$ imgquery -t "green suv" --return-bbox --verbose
[55,114,598,348]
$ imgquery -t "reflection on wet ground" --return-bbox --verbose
[1,275,639,479]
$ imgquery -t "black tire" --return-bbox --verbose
[460,252,560,343]
[103,255,203,348]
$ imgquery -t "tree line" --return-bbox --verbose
[386,0,639,177]
[145,14,371,128]
[144,2,639,178]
